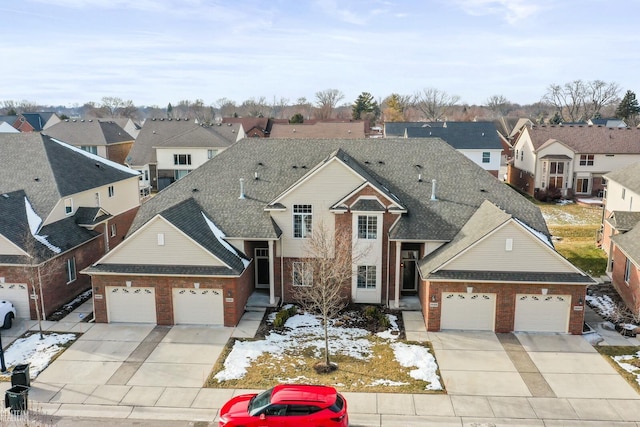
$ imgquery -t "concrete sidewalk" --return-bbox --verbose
[2,306,640,426]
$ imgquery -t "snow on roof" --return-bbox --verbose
[515,218,553,248]
[49,137,140,176]
[25,197,61,253]
[202,212,250,268]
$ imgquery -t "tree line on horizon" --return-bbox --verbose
[2,80,639,127]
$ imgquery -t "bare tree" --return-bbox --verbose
[100,96,126,117]
[543,80,620,122]
[485,94,512,117]
[413,88,460,121]
[271,96,290,119]
[293,221,367,372]
[241,97,269,117]
[215,98,237,118]
[296,97,313,120]
[314,89,345,120]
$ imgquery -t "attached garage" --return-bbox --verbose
[106,286,156,323]
[172,288,224,325]
[514,294,570,333]
[0,283,30,319]
[440,292,496,331]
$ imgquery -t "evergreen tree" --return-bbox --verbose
[167,102,173,118]
[351,92,380,124]
[289,113,304,124]
[549,112,562,125]
[616,90,640,126]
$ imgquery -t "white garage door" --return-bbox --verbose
[0,283,30,319]
[441,292,496,331]
[173,288,224,325]
[106,286,156,323]
[514,294,570,333]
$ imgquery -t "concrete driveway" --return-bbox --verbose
[428,330,640,400]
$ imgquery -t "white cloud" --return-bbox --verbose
[452,0,549,25]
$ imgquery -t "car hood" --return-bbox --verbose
[220,393,254,418]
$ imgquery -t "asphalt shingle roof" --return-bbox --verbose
[526,125,640,154]
[127,119,239,166]
[609,211,640,231]
[428,270,595,283]
[44,119,134,146]
[405,121,503,150]
[612,223,640,264]
[128,138,549,245]
[604,161,640,194]
[270,122,366,139]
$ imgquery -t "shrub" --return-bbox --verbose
[363,305,390,331]
[273,305,298,329]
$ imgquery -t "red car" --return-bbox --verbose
[218,384,349,427]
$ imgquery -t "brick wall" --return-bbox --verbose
[507,164,535,196]
[611,245,640,314]
[422,281,586,334]
[91,269,251,327]
[107,205,139,250]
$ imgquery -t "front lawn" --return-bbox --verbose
[596,346,640,393]
[207,307,443,393]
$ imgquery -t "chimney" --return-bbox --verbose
[239,178,246,199]
[430,179,437,201]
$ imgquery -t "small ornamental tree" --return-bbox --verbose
[293,222,367,372]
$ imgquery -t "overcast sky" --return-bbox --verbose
[2,0,639,108]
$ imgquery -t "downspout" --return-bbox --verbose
[37,265,46,321]
[385,232,390,307]
[280,239,284,307]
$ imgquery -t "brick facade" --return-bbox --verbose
[610,245,640,314]
[507,164,535,196]
[420,281,587,334]
[91,266,253,327]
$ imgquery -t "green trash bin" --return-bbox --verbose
[5,385,29,414]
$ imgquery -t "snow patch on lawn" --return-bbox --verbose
[0,333,77,379]
[612,351,640,386]
[215,311,441,390]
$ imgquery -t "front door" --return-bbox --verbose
[401,250,418,292]
[255,248,270,289]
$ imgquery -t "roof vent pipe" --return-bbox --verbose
[239,178,246,199]
[418,173,422,182]
[430,179,437,201]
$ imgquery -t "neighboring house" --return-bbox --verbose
[222,117,271,138]
[0,133,140,320]
[270,121,367,139]
[404,121,503,177]
[44,119,135,164]
[0,121,19,133]
[600,161,640,257]
[588,118,627,128]
[509,125,640,198]
[126,118,241,193]
[12,112,61,132]
[111,118,141,139]
[84,138,593,333]
[383,121,444,138]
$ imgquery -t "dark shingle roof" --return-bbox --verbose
[405,122,503,150]
[427,270,595,283]
[0,133,138,219]
[128,138,549,244]
[612,223,640,264]
[83,263,240,276]
[384,122,442,137]
[350,199,386,211]
[21,113,57,131]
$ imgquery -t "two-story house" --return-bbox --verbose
[84,138,593,333]
[44,119,136,165]
[509,125,640,198]
[0,133,140,320]
[126,118,241,193]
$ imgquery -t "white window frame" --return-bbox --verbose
[357,215,378,239]
[174,154,192,165]
[357,265,376,289]
[66,257,77,283]
[482,152,490,163]
[207,149,218,159]
[108,185,115,197]
[64,198,73,215]
[293,262,313,287]
[110,223,117,237]
[293,204,313,238]
[579,154,594,166]
[625,258,632,284]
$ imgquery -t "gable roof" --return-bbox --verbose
[270,122,366,139]
[612,222,640,264]
[524,125,640,154]
[128,138,549,243]
[0,132,139,221]
[44,119,134,147]
[604,161,640,194]
[222,117,271,136]
[126,119,239,166]
[418,200,593,284]
[405,121,503,150]
[608,211,640,232]
[20,112,58,131]
[384,122,443,137]
[0,189,99,264]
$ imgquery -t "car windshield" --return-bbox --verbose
[248,388,273,416]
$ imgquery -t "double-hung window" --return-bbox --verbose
[173,154,191,165]
[357,215,377,239]
[293,204,312,238]
[579,154,594,166]
[625,258,632,284]
[482,152,490,163]
[357,265,376,289]
[293,262,313,287]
